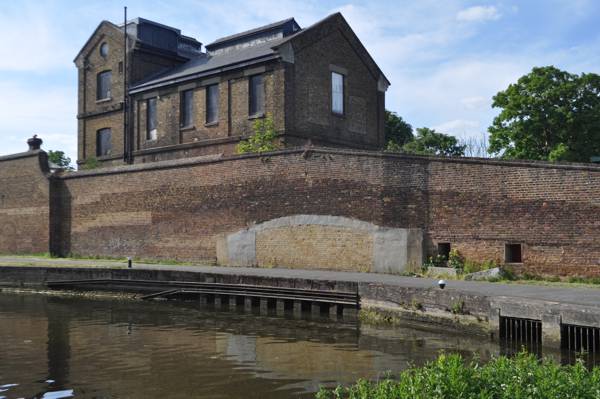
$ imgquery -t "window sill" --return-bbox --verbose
[96,97,112,104]
[248,113,265,120]
[332,111,345,119]
[204,121,219,127]
[179,125,196,132]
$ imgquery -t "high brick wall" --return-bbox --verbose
[3,147,599,277]
[0,151,50,254]
[426,159,600,276]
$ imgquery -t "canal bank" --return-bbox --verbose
[1,257,600,351]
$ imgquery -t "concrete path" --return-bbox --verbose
[1,256,599,307]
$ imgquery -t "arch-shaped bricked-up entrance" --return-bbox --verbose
[216,215,423,274]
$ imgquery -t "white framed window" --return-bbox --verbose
[331,71,344,115]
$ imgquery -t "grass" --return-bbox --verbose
[316,352,600,399]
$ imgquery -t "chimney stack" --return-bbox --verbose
[27,135,42,151]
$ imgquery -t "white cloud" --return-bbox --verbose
[456,5,501,22]
[433,119,481,136]
[0,81,76,160]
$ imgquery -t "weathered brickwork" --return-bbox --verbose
[0,151,50,254]
[2,147,598,277]
[256,225,373,272]
[75,14,387,168]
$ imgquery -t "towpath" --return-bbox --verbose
[1,256,599,308]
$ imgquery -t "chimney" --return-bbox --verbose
[27,135,43,151]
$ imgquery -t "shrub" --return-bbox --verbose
[82,157,99,170]
[236,116,279,154]
[316,352,600,399]
[448,249,464,271]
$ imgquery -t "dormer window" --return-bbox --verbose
[97,71,111,100]
[100,42,109,57]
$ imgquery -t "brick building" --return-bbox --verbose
[75,13,389,168]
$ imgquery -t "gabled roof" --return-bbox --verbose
[206,17,299,51]
[73,20,123,63]
[129,12,390,93]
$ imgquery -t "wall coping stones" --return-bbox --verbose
[59,145,600,180]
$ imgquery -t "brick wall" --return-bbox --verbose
[0,151,50,254]
[3,147,598,277]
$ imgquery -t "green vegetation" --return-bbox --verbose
[82,157,99,170]
[384,111,413,149]
[236,115,280,154]
[489,66,600,162]
[401,128,466,157]
[316,352,600,399]
[48,150,74,170]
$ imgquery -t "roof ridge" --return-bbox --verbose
[206,17,297,49]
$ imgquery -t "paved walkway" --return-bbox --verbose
[1,256,600,307]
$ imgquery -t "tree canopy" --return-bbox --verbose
[47,150,74,170]
[488,66,600,162]
[385,110,413,148]
[401,127,466,157]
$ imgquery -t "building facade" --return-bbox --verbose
[75,14,389,168]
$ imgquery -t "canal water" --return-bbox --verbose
[0,291,556,398]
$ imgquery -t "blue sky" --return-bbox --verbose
[1,0,599,162]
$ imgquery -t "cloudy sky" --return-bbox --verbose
[0,0,599,162]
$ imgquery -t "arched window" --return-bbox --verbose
[97,71,112,100]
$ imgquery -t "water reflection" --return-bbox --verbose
[0,292,589,399]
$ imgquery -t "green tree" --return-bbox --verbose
[47,150,74,170]
[236,116,279,154]
[488,66,600,162]
[402,127,466,157]
[385,110,413,149]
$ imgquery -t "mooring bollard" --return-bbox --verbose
[127,257,132,269]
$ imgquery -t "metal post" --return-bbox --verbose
[127,257,132,269]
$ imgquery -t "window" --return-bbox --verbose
[249,75,264,116]
[505,243,523,263]
[331,71,344,114]
[100,42,109,57]
[97,71,112,100]
[180,90,194,128]
[146,97,157,140]
[206,84,219,124]
[437,243,451,260]
[96,128,112,156]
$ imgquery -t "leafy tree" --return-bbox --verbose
[385,110,413,148]
[47,150,74,170]
[488,66,600,162]
[236,116,279,154]
[402,127,466,157]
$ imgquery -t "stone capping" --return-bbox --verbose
[250,214,381,232]
[0,149,43,163]
[59,145,600,180]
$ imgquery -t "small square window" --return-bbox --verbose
[505,243,523,263]
[437,243,451,260]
